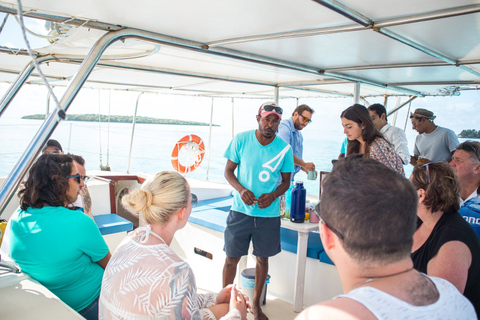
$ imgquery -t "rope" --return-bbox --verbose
[15,0,64,120]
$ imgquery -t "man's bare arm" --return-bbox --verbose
[80,186,94,219]
[224,159,256,205]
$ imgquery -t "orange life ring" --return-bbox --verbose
[171,134,205,173]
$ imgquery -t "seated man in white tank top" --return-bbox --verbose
[296,156,475,320]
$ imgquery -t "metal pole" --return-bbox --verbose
[0,57,55,118]
[391,97,400,126]
[387,96,418,116]
[127,92,143,173]
[274,87,280,104]
[68,122,72,153]
[206,97,214,180]
[46,91,51,116]
[231,98,235,138]
[353,82,360,104]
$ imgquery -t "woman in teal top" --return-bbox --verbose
[9,154,111,320]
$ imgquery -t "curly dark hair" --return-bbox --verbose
[19,154,75,210]
[341,104,385,157]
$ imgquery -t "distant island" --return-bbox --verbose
[22,114,219,127]
[459,129,480,139]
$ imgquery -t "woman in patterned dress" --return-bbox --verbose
[341,104,404,175]
[99,171,248,319]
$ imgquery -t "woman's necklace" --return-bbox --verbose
[352,267,414,290]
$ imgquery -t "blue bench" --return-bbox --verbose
[94,214,134,236]
[189,196,333,265]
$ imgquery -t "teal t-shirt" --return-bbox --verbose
[224,130,294,217]
[9,206,109,311]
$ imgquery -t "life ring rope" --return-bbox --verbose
[171,134,205,173]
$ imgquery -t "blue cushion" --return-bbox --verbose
[189,196,325,260]
[94,214,134,236]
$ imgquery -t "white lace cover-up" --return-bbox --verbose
[99,227,240,320]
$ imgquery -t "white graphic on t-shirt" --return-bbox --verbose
[259,145,291,182]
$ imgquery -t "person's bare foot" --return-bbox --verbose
[253,305,268,320]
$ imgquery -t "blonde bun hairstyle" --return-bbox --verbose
[122,171,189,224]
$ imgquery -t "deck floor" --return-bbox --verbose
[199,288,299,320]
[246,295,299,320]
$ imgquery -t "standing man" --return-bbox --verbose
[410,108,459,166]
[296,156,476,319]
[368,103,410,165]
[277,104,315,179]
[223,102,294,320]
[450,141,480,237]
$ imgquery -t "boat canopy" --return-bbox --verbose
[0,0,480,99]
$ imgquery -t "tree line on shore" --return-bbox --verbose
[459,129,480,139]
[22,114,219,126]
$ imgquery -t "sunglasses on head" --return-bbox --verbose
[315,208,344,240]
[66,174,82,184]
[461,143,480,161]
[260,105,283,115]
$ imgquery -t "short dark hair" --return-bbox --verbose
[410,162,460,214]
[292,104,314,117]
[19,154,74,210]
[69,154,85,166]
[367,103,387,120]
[455,141,480,163]
[341,104,384,156]
[319,156,417,264]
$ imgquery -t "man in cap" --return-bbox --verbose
[223,101,294,320]
[450,141,480,237]
[277,104,315,179]
[410,108,459,166]
[42,139,64,154]
[368,103,410,165]
[296,156,475,319]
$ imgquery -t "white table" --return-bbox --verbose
[280,219,319,312]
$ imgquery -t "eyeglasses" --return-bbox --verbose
[191,193,198,208]
[421,162,432,184]
[315,208,344,240]
[260,105,283,115]
[461,143,480,161]
[411,119,421,128]
[299,114,312,124]
[66,174,82,184]
[82,176,90,183]
[420,161,446,184]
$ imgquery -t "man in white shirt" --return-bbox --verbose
[450,141,480,237]
[368,104,409,165]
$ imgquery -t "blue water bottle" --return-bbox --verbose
[285,178,295,216]
[290,181,306,223]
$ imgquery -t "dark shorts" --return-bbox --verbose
[224,210,281,258]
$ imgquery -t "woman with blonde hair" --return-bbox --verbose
[341,104,404,175]
[411,162,480,316]
[99,171,247,320]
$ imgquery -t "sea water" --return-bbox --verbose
[0,118,469,196]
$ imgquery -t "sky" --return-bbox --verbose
[0,12,479,136]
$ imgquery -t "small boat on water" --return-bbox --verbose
[1,0,480,319]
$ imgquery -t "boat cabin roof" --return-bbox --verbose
[0,0,480,99]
